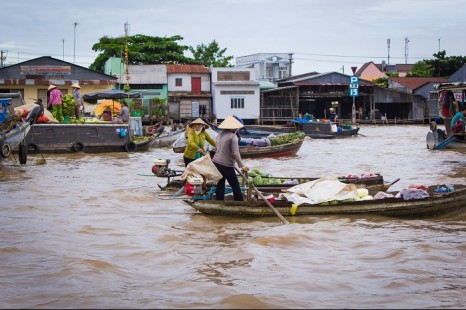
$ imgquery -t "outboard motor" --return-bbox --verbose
[152,159,170,177]
[185,176,205,196]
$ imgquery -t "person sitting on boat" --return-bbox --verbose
[183,118,216,167]
[115,102,130,123]
[212,115,249,201]
[450,105,466,138]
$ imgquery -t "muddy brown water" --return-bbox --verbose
[1,124,465,309]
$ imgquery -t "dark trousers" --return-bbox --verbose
[214,163,244,201]
[183,156,195,167]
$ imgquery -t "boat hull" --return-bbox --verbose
[184,185,466,219]
[24,123,134,153]
[1,122,31,159]
[297,122,360,139]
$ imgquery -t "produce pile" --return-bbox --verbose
[240,168,301,186]
[269,131,305,146]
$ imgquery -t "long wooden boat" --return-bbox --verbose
[295,121,360,139]
[183,184,466,218]
[153,128,185,148]
[173,132,306,159]
[173,138,304,159]
[157,173,396,197]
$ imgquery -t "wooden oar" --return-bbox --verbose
[235,167,289,225]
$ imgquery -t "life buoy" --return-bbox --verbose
[72,142,84,152]
[0,142,12,158]
[125,141,137,152]
[19,142,27,165]
[27,143,39,155]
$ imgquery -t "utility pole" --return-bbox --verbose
[288,53,293,78]
[124,22,131,87]
[438,37,441,77]
[62,39,65,61]
[404,37,409,64]
[387,38,391,65]
[73,22,78,63]
[0,50,7,67]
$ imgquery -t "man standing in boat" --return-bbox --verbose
[329,107,338,123]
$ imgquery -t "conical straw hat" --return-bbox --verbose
[48,84,57,91]
[188,118,209,129]
[218,115,244,130]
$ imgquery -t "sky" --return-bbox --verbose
[1,0,465,76]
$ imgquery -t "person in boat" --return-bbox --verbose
[450,105,466,138]
[72,83,83,119]
[329,107,337,123]
[47,84,63,122]
[183,118,216,167]
[212,115,249,201]
[115,102,130,123]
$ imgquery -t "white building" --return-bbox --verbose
[210,67,260,122]
[235,53,293,83]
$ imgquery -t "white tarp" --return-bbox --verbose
[283,177,359,206]
[181,154,223,183]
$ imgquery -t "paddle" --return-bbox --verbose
[235,167,289,225]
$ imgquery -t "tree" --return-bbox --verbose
[188,40,234,67]
[407,51,466,78]
[89,34,194,72]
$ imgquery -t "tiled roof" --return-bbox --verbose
[390,77,448,90]
[166,64,210,73]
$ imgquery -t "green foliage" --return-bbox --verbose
[123,84,131,93]
[62,94,76,117]
[385,72,399,78]
[89,34,194,72]
[188,40,234,67]
[407,62,434,77]
[408,51,466,77]
[373,77,389,88]
[151,98,167,118]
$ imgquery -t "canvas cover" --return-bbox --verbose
[283,177,359,206]
[181,154,223,183]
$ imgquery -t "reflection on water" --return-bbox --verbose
[1,125,466,308]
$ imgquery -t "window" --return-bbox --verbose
[175,78,182,86]
[220,90,254,95]
[217,71,250,81]
[231,97,245,109]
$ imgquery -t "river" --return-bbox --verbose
[1,124,465,309]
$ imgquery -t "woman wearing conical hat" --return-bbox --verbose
[48,84,63,122]
[183,118,216,167]
[212,115,249,201]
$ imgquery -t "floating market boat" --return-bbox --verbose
[183,184,466,219]
[172,131,306,159]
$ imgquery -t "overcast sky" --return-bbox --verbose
[1,0,465,75]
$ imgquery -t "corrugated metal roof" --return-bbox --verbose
[166,64,210,73]
[120,64,167,84]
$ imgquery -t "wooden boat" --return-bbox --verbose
[173,132,305,159]
[1,97,31,164]
[157,173,396,197]
[426,124,466,151]
[153,128,185,148]
[295,121,359,139]
[183,184,466,219]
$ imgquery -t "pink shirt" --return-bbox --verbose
[49,88,62,105]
